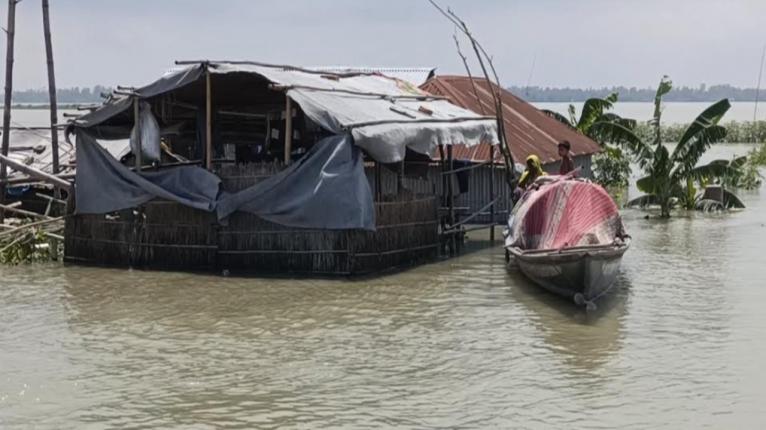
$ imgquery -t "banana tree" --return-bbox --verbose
[542,93,635,188]
[591,76,740,217]
[541,92,636,139]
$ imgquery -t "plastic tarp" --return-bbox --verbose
[74,130,375,230]
[73,65,204,129]
[129,102,162,162]
[211,63,497,162]
[75,131,221,214]
[505,178,626,250]
[73,62,498,162]
[216,134,374,229]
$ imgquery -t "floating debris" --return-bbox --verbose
[0,215,64,264]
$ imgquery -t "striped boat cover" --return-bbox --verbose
[506,178,626,250]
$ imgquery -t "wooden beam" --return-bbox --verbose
[42,0,60,174]
[0,0,18,223]
[205,67,213,170]
[284,95,293,165]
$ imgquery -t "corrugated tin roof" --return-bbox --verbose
[420,76,601,165]
[308,66,436,86]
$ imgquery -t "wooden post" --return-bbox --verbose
[447,145,455,255]
[284,95,292,165]
[133,97,142,170]
[42,0,59,174]
[489,143,495,241]
[205,66,212,170]
[0,0,17,223]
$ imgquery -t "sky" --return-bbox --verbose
[3,0,766,90]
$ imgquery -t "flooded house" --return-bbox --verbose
[63,61,499,275]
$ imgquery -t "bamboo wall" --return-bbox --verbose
[64,163,438,275]
[368,154,593,226]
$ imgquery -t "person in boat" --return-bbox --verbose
[518,154,546,189]
[558,140,575,175]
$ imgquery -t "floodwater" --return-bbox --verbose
[1,147,765,429]
[534,101,765,124]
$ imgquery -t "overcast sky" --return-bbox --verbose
[4,0,766,90]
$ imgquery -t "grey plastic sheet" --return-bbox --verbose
[73,63,498,163]
[217,134,374,230]
[75,131,221,214]
[74,131,375,231]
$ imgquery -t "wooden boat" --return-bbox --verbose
[507,240,629,308]
[505,177,630,308]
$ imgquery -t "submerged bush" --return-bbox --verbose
[634,120,766,144]
[593,146,631,189]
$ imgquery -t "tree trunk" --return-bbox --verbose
[660,200,671,218]
[0,0,17,223]
[42,0,59,174]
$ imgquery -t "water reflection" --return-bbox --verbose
[505,266,630,376]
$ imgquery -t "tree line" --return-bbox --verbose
[511,84,764,102]
[4,86,111,104]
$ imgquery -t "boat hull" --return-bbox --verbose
[507,242,629,304]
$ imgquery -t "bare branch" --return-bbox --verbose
[428,1,516,184]
[453,32,486,115]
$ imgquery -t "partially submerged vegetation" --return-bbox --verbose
[0,215,64,264]
[593,76,746,217]
[635,120,766,144]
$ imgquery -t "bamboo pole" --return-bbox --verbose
[489,144,495,241]
[0,202,52,220]
[0,0,18,223]
[447,145,455,255]
[133,97,142,169]
[42,0,59,174]
[284,95,292,165]
[205,66,212,170]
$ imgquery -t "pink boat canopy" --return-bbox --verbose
[506,178,627,251]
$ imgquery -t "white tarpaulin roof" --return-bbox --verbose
[75,61,498,163]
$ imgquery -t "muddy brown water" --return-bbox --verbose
[1,146,765,429]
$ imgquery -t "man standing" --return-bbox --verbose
[558,140,575,175]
